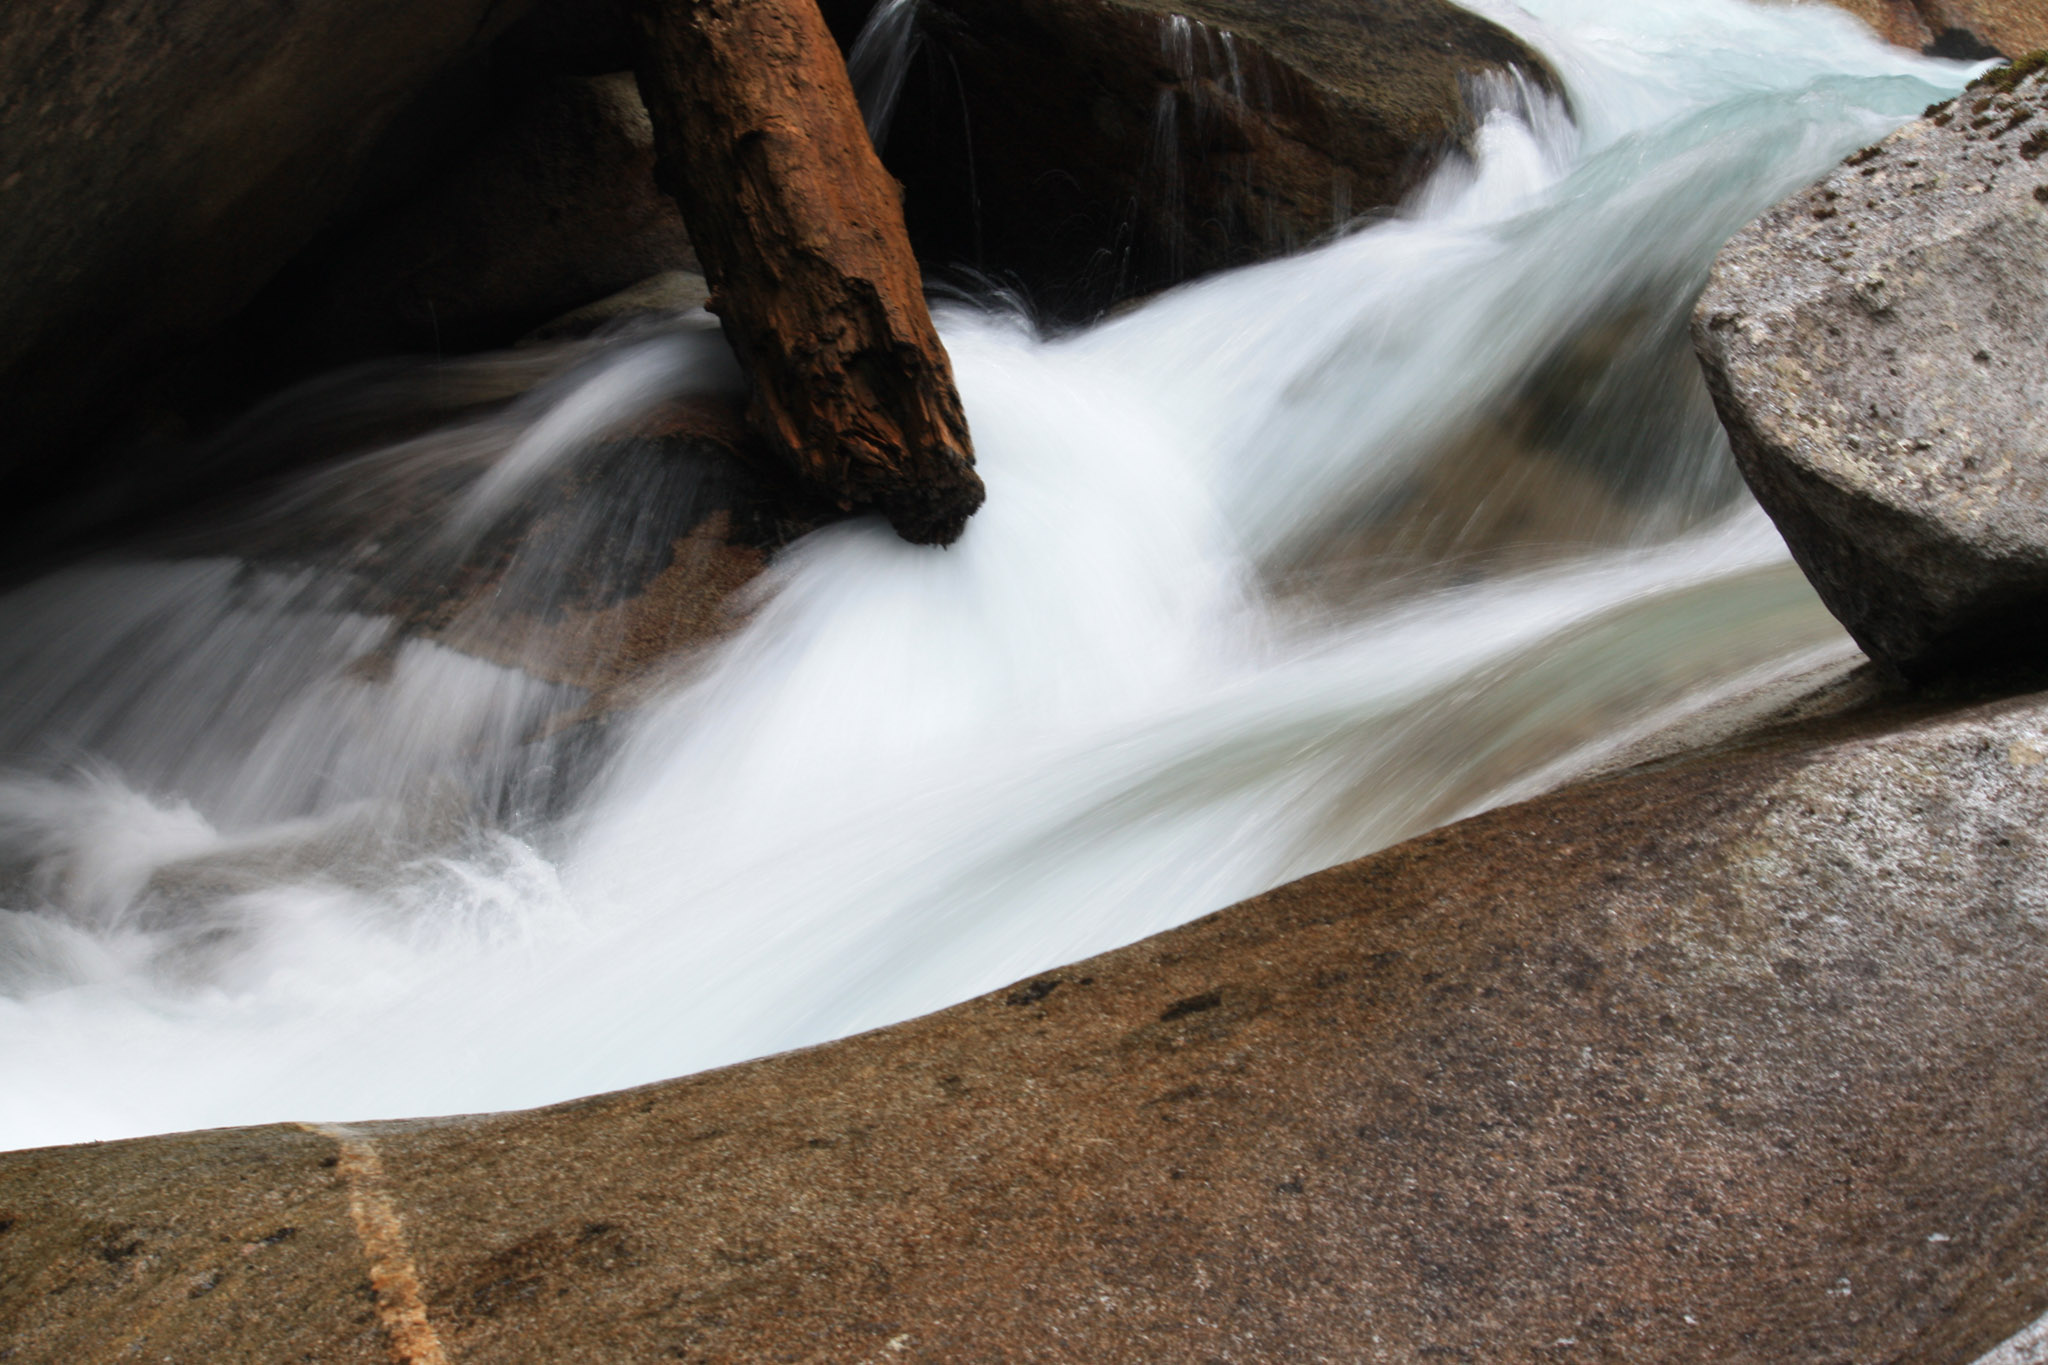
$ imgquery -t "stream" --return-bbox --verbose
[0,0,1972,1150]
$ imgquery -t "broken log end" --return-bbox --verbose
[876,454,986,546]
[630,0,982,547]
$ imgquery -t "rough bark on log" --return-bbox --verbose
[625,0,983,546]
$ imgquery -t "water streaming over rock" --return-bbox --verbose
[0,0,1972,1150]
[849,0,924,144]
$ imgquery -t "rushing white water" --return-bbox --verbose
[0,0,1972,1150]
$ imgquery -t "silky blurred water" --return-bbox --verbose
[0,0,1973,1149]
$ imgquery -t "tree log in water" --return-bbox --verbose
[624,0,984,546]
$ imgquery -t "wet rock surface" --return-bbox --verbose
[0,0,528,507]
[1823,0,2048,57]
[520,269,714,344]
[387,401,835,718]
[249,74,698,368]
[210,378,837,726]
[1693,58,2048,683]
[7,688,2048,1361]
[885,0,1556,317]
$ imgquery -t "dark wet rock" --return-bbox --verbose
[9,686,2048,1361]
[1280,297,1750,603]
[254,74,697,368]
[818,0,888,51]
[218,382,837,723]
[0,0,531,510]
[494,0,642,77]
[69,333,837,767]
[399,398,837,717]
[1823,0,2048,57]
[884,0,1557,318]
[520,269,714,344]
[1693,57,2048,683]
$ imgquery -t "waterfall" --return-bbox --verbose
[849,0,924,145]
[0,0,1970,1150]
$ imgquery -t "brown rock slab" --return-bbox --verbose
[885,0,1558,317]
[1926,1,2048,56]
[1693,58,2048,683]
[1821,0,2048,57]
[9,686,2048,1361]
[0,1125,380,1362]
[1823,0,1946,49]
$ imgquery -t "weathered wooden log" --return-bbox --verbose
[624,0,984,546]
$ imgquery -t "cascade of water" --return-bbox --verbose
[0,0,1973,1150]
[1132,12,1285,292]
[444,333,718,540]
[1160,14,1261,110]
[849,0,924,146]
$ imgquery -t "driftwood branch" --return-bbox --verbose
[626,0,984,545]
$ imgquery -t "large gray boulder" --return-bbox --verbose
[7,685,2048,1362]
[1694,58,2048,682]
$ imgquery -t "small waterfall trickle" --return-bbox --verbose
[1160,12,1260,108]
[1126,11,1289,293]
[849,0,924,146]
